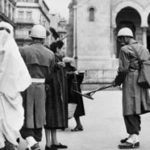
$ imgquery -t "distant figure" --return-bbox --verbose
[63,57,85,131]
[0,21,31,150]
[113,27,150,149]
[20,24,55,150]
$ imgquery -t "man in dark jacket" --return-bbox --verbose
[114,27,150,149]
[20,24,55,150]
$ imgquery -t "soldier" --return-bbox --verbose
[113,27,150,149]
[0,21,31,150]
[20,24,55,150]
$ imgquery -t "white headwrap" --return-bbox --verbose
[0,22,31,98]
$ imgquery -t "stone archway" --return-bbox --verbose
[115,7,141,57]
[112,1,143,28]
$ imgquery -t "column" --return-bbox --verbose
[142,27,147,48]
[73,5,77,68]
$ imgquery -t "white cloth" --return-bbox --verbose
[0,93,24,146]
[0,25,31,146]
[26,136,37,147]
[0,30,31,98]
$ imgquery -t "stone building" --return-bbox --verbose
[0,0,16,27]
[15,0,50,46]
[68,0,150,84]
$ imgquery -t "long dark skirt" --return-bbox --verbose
[74,73,85,117]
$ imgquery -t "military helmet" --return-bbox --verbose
[30,24,46,39]
[117,27,133,37]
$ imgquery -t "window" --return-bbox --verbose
[27,0,34,2]
[18,11,24,19]
[4,0,7,14]
[89,7,95,22]
[26,11,32,20]
[8,4,11,18]
[12,7,15,21]
[0,0,2,11]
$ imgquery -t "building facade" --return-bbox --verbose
[68,0,150,84]
[0,0,16,27]
[15,0,50,46]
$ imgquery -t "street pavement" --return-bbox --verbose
[19,90,150,150]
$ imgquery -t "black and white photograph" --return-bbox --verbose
[1,0,150,150]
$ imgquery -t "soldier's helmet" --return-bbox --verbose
[117,27,133,37]
[30,24,46,39]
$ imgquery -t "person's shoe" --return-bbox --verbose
[5,140,17,150]
[120,137,129,143]
[31,143,41,150]
[120,135,132,143]
[45,146,57,150]
[118,142,140,149]
[51,143,67,149]
[71,126,83,132]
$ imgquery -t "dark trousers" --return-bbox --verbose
[124,115,141,135]
[20,127,42,142]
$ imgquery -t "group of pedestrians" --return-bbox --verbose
[0,21,85,150]
[1,19,150,150]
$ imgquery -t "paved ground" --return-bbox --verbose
[19,90,150,150]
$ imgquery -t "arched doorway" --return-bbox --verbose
[115,7,141,57]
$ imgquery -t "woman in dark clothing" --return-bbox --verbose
[73,72,85,131]
[45,40,68,150]
[63,57,85,131]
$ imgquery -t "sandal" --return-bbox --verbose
[71,126,83,132]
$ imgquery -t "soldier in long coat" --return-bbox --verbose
[20,25,55,150]
[114,27,150,149]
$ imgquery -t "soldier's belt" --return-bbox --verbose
[32,78,45,83]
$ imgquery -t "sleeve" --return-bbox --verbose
[46,53,55,83]
[118,47,130,73]
[114,47,129,86]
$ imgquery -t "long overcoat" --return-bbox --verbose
[20,43,55,128]
[118,40,150,115]
[45,55,68,129]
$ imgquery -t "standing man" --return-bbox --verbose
[0,21,31,150]
[114,27,150,149]
[20,24,55,150]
